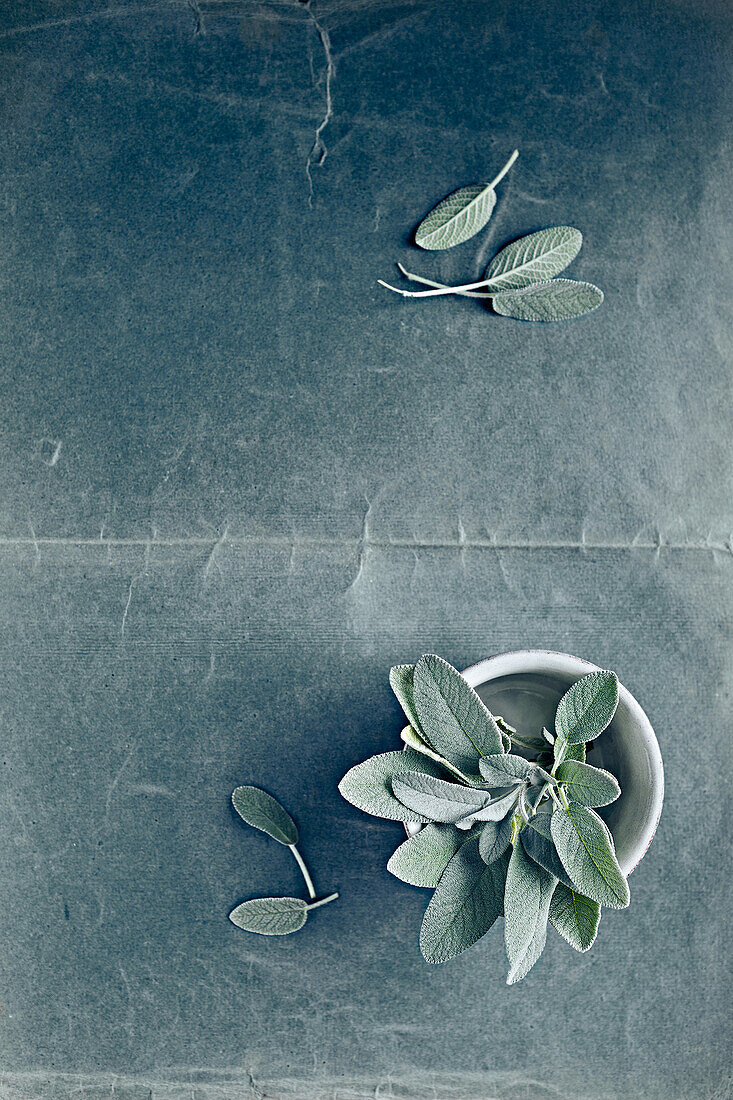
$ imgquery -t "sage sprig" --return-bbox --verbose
[339,656,628,982]
[229,785,338,935]
[379,155,604,322]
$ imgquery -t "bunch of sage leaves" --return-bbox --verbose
[339,655,628,983]
[228,786,338,935]
[379,150,604,322]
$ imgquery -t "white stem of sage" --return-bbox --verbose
[289,845,316,899]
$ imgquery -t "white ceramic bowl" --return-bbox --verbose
[407,650,664,876]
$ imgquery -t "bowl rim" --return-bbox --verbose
[460,648,664,874]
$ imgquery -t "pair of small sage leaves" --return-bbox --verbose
[419,835,509,964]
[478,812,514,865]
[478,753,553,787]
[230,786,338,935]
[555,759,620,807]
[549,882,601,952]
[520,809,576,890]
[455,786,523,830]
[229,892,339,936]
[387,823,478,888]
[414,149,518,250]
[337,747,446,823]
[550,801,630,909]
[392,771,489,823]
[400,724,476,785]
[412,654,505,774]
[504,841,557,984]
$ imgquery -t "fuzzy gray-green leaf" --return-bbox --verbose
[556,760,621,807]
[392,772,488,823]
[478,753,533,785]
[338,749,445,823]
[231,786,298,846]
[415,184,497,250]
[478,813,514,864]
[389,664,423,735]
[455,787,522,829]
[504,842,557,984]
[520,813,576,890]
[549,882,601,952]
[484,226,582,291]
[400,726,479,785]
[555,671,619,746]
[229,896,307,936]
[492,279,603,322]
[420,836,508,964]
[413,654,504,774]
[388,823,474,887]
[551,801,630,908]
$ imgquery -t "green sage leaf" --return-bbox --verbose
[388,823,475,887]
[548,882,601,952]
[555,760,621,807]
[400,725,479,785]
[492,279,603,322]
[415,185,497,250]
[420,836,508,964]
[229,896,307,936]
[478,753,533,784]
[413,654,504,774]
[478,813,514,864]
[484,226,582,291]
[231,786,298,846]
[504,842,557,984]
[550,801,630,909]
[389,664,423,735]
[338,749,445,823]
[455,787,522,829]
[520,812,576,890]
[392,772,488,823]
[555,671,619,746]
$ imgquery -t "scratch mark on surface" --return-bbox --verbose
[39,438,62,466]
[186,0,205,36]
[346,495,372,591]
[374,206,382,232]
[121,575,140,638]
[28,520,41,564]
[203,524,229,580]
[303,0,335,205]
[104,746,136,828]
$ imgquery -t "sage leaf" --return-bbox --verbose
[400,725,479,785]
[555,760,621,807]
[231,786,298,846]
[414,150,517,250]
[455,787,521,829]
[504,842,557,984]
[420,836,509,964]
[229,896,307,936]
[338,749,445,823]
[549,882,601,952]
[478,753,533,784]
[413,654,504,774]
[542,727,554,745]
[388,823,474,887]
[484,226,582,291]
[550,801,630,908]
[392,772,488,823]
[389,664,423,735]
[520,813,576,890]
[555,671,619,746]
[492,279,603,322]
[478,813,514,864]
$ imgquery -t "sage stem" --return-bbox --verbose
[305,892,339,911]
[395,264,490,299]
[289,845,316,900]
[487,148,519,192]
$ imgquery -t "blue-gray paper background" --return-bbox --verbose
[0,1,731,1097]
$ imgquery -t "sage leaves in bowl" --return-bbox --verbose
[338,655,628,983]
[380,150,604,322]
[229,786,338,935]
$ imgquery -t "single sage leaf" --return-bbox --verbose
[415,185,496,250]
[455,786,522,829]
[389,664,423,735]
[549,882,601,952]
[551,802,630,909]
[413,654,504,774]
[478,753,533,785]
[478,813,514,864]
[420,836,509,964]
[556,760,621,807]
[542,727,554,745]
[387,823,473,887]
[520,815,576,890]
[400,725,479,785]
[484,226,583,291]
[392,772,488,823]
[229,896,307,936]
[492,279,603,322]
[338,749,445,823]
[504,842,557,984]
[231,786,298,846]
[555,671,619,746]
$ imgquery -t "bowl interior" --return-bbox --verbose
[468,659,662,875]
